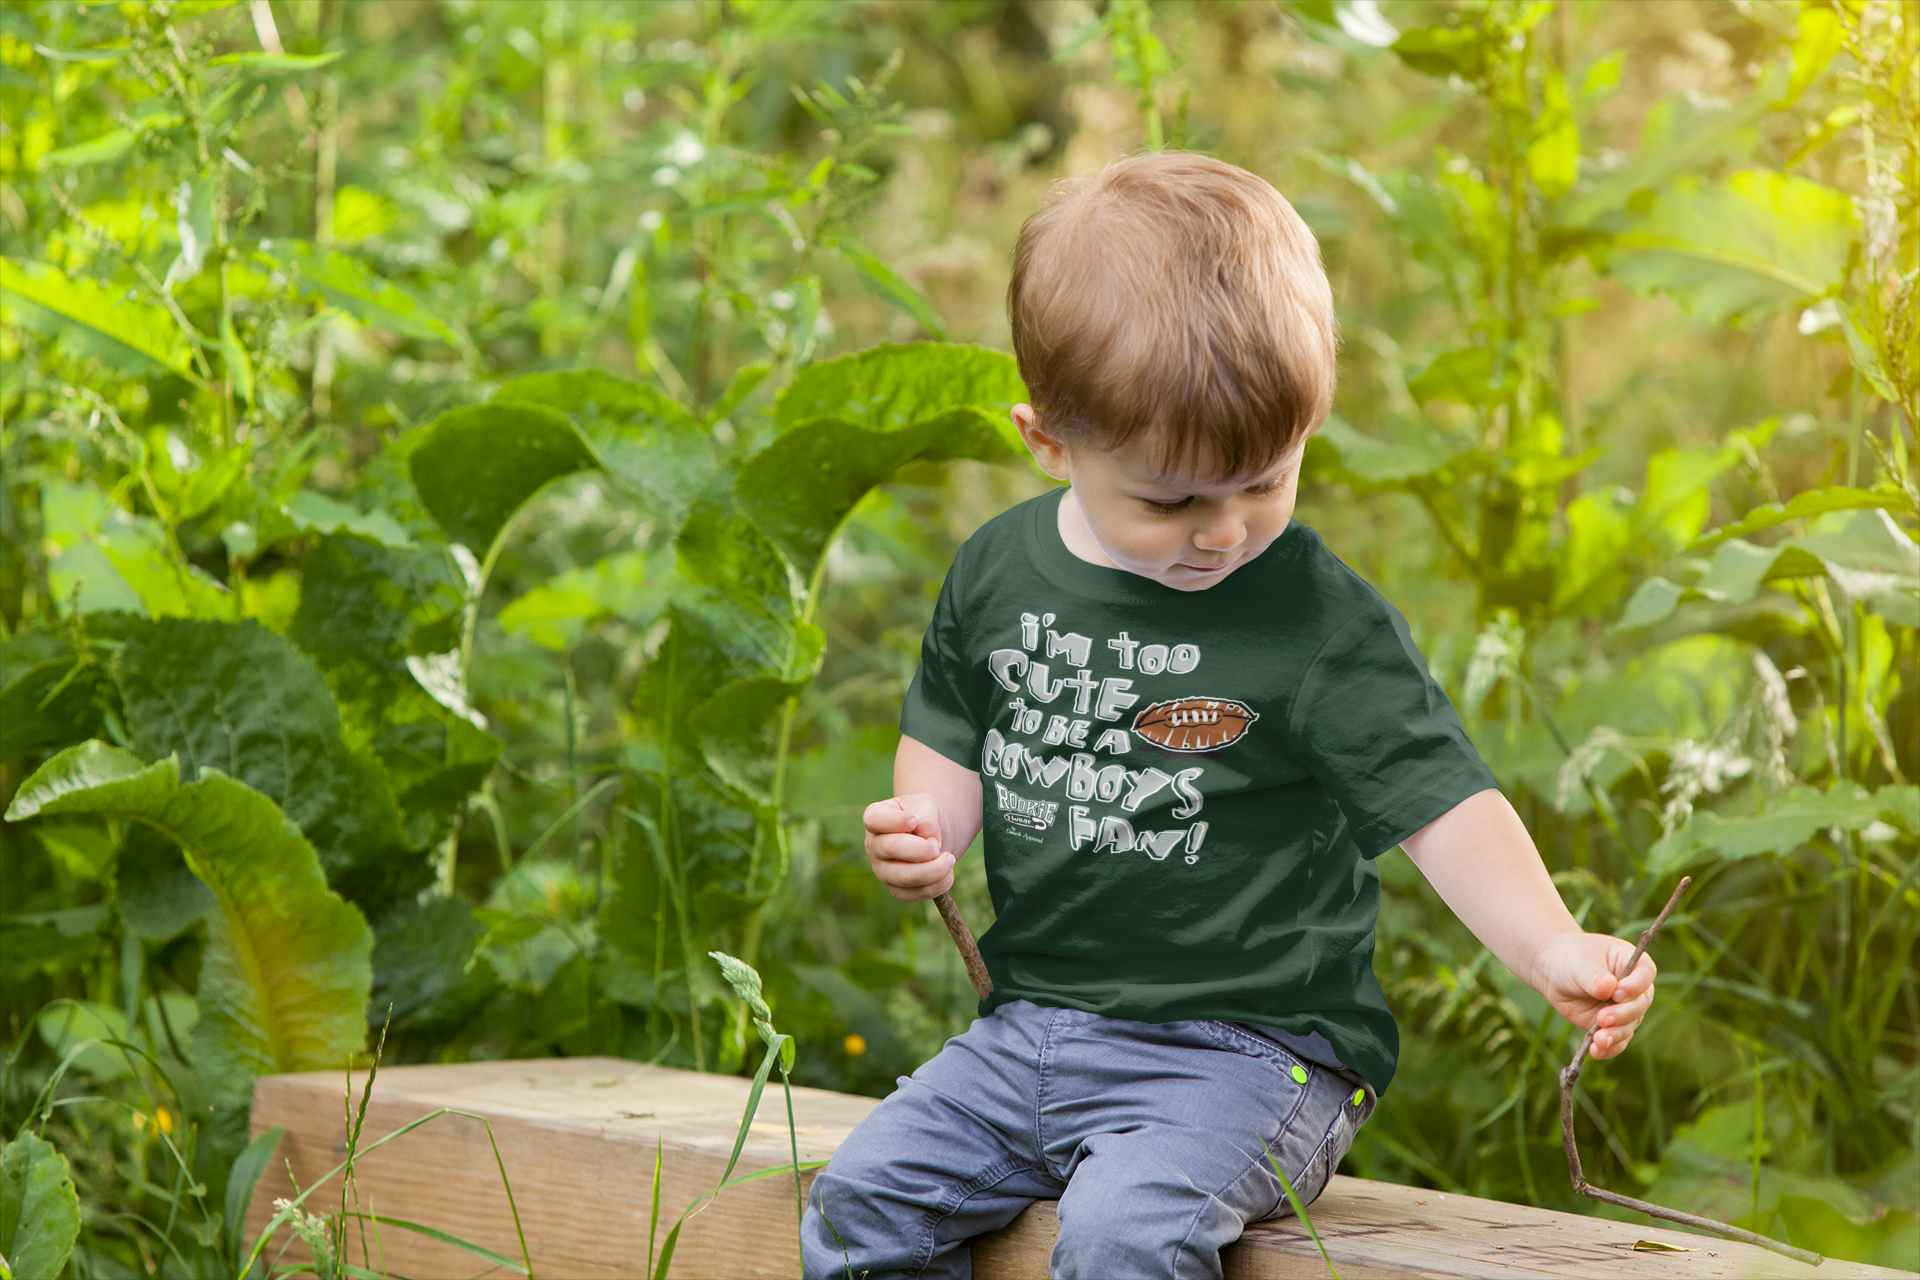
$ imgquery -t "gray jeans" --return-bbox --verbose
[800,998,1374,1280]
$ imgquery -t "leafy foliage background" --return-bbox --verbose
[0,0,1915,1274]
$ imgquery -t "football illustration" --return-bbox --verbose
[1130,697,1259,753]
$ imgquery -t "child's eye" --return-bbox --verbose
[1142,496,1194,514]
[1247,475,1287,497]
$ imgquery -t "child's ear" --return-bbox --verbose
[1013,404,1070,482]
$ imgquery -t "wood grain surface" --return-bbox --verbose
[247,1057,1914,1279]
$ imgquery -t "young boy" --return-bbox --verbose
[798,152,1656,1280]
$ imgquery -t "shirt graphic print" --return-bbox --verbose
[901,485,1498,1093]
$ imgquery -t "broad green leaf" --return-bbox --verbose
[1,258,191,374]
[40,127,136,167]
[370,896,497,1031]
[259,239,459,344]
[1311,416,1465,484]
[1649,784,1914,875]
[833,243,948,340]
[328,185,398,243]
[112,617,416,912]
[36,1001,134,1079]
[695,663,823,807]
[5,743,371,1157]
[493,370,713,526]
[119,822,216,941]
[1610,576,1687,633]
[0,1133,80,1280]
[284,490,413,549]
[1697,485,1904,552]
[1408,346,1504,407]
[673,501,806,674]
[745,344,1026,578]
[1635,422,1776,551]
[1605,171,1856,324]
[772,342,1026,436]
[1553,488,1634,611]
[0,631,106,763]
[41,479,230,618]
[1554,76,1778,229]
[737,407,1016,581]
[499,549,674,651]
[287,536,497,848]
[408,404,599,552]
[709,361,772,425]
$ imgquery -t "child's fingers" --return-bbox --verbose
[862,799,919,836]
[1589,1023,1638,1059]
[1611,950,1657,1001]
[880,850,956,900]
[867,831,940,864]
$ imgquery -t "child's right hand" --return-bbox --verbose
[863,794,957,902]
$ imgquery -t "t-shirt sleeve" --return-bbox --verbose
[1287,602,1498,857]
[899,550,983,770]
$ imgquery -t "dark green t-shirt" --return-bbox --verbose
[900,486,1498,1093]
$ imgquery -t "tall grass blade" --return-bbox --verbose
[1260,1137,1339,1280]
[341,1213,528,1275]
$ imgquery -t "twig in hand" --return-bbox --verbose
[933,891,993,999]
[1559,876,1822,1268]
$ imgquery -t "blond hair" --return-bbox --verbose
[1008,151,1337,479]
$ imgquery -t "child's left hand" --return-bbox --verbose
[1533,932,1657,1059]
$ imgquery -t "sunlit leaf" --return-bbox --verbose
[1688,486,1915,551]
[1408,346,1504,407]
[6,743,372,1158]
[258,239,460,344]
[1648,783,1915,874]
[1,258,191,374]
[1526,70,1579,198]
[1780,5,1844,108]
[498,549,675,651]
[1604,171,1856,324]
[207,50,343,71]
[773,341,1026,434]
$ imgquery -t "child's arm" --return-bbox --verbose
[1399,788,1657,1060]
[862,734,984,903]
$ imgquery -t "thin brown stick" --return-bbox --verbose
[933,891,993,999]
[1559,876,1822,1268]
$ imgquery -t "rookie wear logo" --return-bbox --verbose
[994,782,1058,831]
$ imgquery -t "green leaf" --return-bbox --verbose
[745,343,1026,578]
[258,240,459,345]
[1,258,191,375]
[36,1001,135,1079]
[1553,488,1635,612]
[1780,5,1844,108]
[112,617,416,912]
[1392,24,1485,80]
[1527,70,1579,199]
[0,1133,80,1280]
[694,669,820,807]
[1554,79,1777,229]
[498,549,674,651]
[1649,784,1915,875]
[40,127,136,167]
[224,1126,284,1262]
[774,341,1026,434]
[1604,171,1856,324]
[709,362,772,425]
[492,370,713,527]
[1310,415,1466,484]
[832,244,947,340]
[284,491,413,549]
[5,743,371,1156]
[41,479,230,618]
[1688,487,1916,551]
[207,50,342,70]
[1610,577,1687,633]
[408,404,600,552]
[370,897,497,1032]
[1407,346,1505,407]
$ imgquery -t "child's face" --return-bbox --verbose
[1012,404,1306,592]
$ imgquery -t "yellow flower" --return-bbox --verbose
[843,1033,867,1057]
[156,1107,175,1135]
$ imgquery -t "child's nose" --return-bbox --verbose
[1193,512,1245,552]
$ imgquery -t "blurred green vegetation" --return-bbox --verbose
[0,0,1914,1274]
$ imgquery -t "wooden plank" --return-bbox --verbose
[248,1058,1914,1280]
